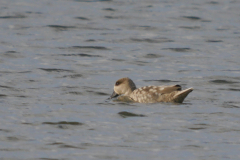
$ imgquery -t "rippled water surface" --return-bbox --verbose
[0,0,240,159]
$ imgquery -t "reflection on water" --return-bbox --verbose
[0,0,240,159]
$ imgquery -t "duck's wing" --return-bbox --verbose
[129,85,182,103]
[157,85,182,94]
[132,85,181,96]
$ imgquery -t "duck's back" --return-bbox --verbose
[130,85,182,103]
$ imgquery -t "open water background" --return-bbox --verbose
[0,0,240,159]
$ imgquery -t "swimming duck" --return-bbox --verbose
[110,77,193,103]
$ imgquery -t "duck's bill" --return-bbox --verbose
[110,91,119,99]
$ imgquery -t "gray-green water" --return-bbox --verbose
[0,0,240,159]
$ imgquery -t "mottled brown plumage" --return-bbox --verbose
[110,77,193,103]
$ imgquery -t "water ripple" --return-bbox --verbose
[39,68,75,73]
[75,17,90,20]
[209,80,238,84]
[60,46,109,50]
[118,111,146,118]
[181,16,202,20]
[47,25,76,31]
[42,121,83,125]
[163,48,194,52]
[130,37,173,43]
[0,14,26,19]
[144,80,180,83]
[59,53,102,57]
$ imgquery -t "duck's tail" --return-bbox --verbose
[173,88,193,103]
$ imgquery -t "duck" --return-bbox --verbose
[110,77,193,103]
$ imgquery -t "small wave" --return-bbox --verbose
[47,25,76,31]
[163,48,193,52]
[39,68,74,73]
[42,121,83,125]
[144,79,180,83]
[68,46,109,50]
[62,74,83,78]
[48,142,85,149]
[179,26,201,29]
[181,16,202,20]
[59,53,102,57]
[118,111,146,118]
[130,38,173,43]
[0,15,26,19]
[209,80,238,84]
[206,40,223,42]
[75,17,90,20]
[143,54,163,58]
[102,8,116,11]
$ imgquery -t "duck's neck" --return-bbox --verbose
[125,84,136,96]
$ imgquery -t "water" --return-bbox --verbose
[0,0,240,159]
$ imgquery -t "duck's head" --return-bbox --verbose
[110,77,136,99]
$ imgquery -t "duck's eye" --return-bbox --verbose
[115,82,120,86]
